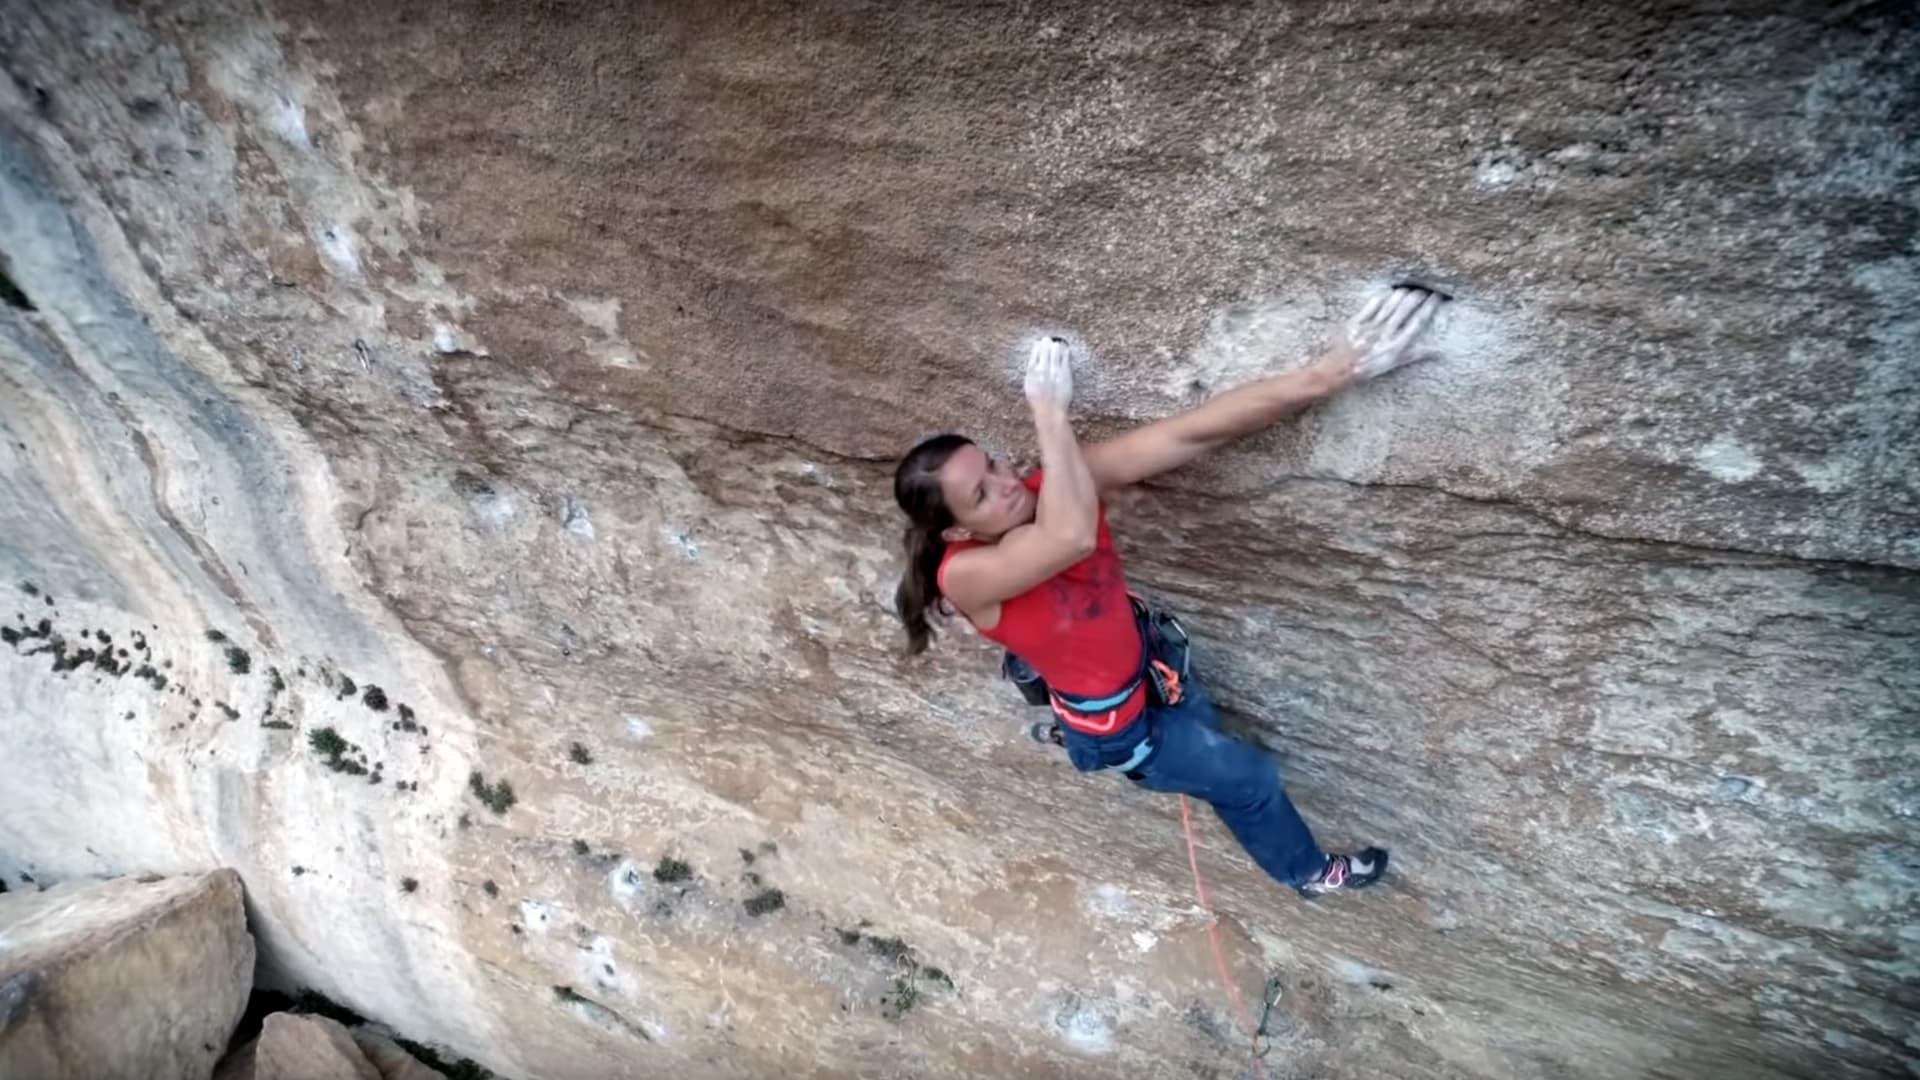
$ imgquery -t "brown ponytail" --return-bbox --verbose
[892,434,972,654]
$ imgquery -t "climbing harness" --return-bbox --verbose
[999,594,1191,736]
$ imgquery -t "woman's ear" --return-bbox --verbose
[941,525,972,544]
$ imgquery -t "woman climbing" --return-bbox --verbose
[891,285,1442,898]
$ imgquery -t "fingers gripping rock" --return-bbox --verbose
[1024,335,1075,409]
[1348,285,1445,380]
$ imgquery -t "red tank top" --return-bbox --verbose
[938,471,1146,730]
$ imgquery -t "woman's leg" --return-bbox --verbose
[1127,678,1328,889]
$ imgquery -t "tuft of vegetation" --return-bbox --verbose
[262,719,294,731]
[205,628,227,643]
[225,645,251,674]
[482,879,499,897]
[739,847,756,865]
[363,685,388,711]
[866,935,912,963]
[568,741,592,765]
[400,877,419,894]
[396,703,420,732]
[18,582,36,596]
[652,857,692,884]
[572,839,590,856]
[308,726,368,775]
[216,702,241,721]
[743,888,786,917]
[883,972,922,1019]
[468,770,516,815]
[292,989,365,1026]
[338,675,357,700]
[457,812,472,830]
[269,667,286,693]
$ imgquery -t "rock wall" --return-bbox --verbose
[0,1,1914,1077]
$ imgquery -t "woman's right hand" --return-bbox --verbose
[1024,336,1075,412]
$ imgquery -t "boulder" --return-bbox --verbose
[349,1029,447,1080]
[0,870,253,1080]
[217,1013,384,1080]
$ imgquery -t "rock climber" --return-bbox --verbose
[890,286,1442,898]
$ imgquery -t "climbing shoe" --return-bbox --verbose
[1026,720,1065,747]
[1297,847,1388,899]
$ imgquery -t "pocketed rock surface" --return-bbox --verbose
[0,2,1914,1077]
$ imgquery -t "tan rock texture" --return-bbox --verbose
[251,1013,385,1080]
[0,871,254,1080]
[0,2,1915,1079]
[349,1029,447,1080]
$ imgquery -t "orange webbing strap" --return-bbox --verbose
[1150,658,1183,706]
[1181,794,1266,1080]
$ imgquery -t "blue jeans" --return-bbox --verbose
[1060,671,1328,889]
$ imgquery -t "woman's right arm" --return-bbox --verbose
[1027,337,1099,553]
[942,339,1099,613]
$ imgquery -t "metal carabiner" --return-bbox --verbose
[1253,975,1284,1058]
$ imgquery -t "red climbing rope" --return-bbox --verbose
[1180,794,1267,1080]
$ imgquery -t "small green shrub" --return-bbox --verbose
[743,888,785,916]
[467,771,516,814]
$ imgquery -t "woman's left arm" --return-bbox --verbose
[1084,286,1442,491]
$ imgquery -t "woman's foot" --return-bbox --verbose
[1297,848,1388,898]
[1027,721,1064,747]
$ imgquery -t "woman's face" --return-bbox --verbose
[936,443,1034,542]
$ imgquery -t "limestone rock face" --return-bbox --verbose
[0,871,254,1080]
[0,2,1914,1079]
